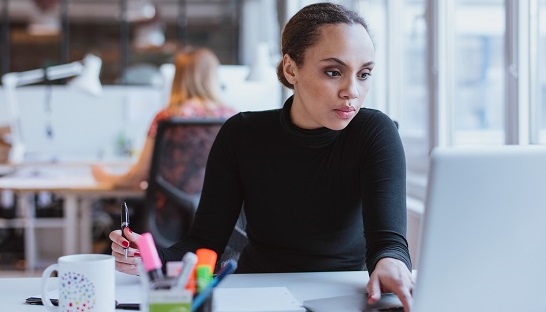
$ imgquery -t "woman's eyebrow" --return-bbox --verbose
[320,57,375,68]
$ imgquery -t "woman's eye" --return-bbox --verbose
[359,72,371,80]
[325,70,341,77]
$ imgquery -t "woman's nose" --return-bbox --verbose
[339,77,359,99]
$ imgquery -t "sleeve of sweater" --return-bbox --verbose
[358,111,412,273]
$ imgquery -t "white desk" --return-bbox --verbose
[0,164,143,271]
[0,270,369,311]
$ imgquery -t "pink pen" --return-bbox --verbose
[137,233,164,283]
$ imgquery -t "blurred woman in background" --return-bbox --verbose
[92,47,236,188]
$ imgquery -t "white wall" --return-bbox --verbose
[0,85,163,161]
[0,65,283,162]
[219,65,282,112]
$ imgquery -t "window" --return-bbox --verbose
[453,0,505,145]
[1,0,241,84]
[537,1,546,143]
[356,0,387,112]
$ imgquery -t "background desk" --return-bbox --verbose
[0,270,369,311]
[0,164,143,271]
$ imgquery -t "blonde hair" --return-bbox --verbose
[167,48,223,112]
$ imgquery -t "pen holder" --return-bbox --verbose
[139,274,213,312]
[148,288,194,312]
[141,288,213,312]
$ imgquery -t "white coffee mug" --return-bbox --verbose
[41,254,116,312]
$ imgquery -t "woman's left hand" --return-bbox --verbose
[91,164,110,183]
[367,257,415,312]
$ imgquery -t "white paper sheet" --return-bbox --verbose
[214,287,306,312]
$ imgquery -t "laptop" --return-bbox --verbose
[305,145,546,312]
[414,145,546,312]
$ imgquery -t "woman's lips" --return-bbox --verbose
[334,107,356,119]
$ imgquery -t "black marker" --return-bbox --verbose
[121,202,130,259]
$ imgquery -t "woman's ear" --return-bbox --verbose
[282,54,297,85]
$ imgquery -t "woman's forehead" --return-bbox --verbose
[304,23,375,63]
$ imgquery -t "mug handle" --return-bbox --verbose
[41,263,59,312]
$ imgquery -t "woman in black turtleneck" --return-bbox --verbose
[110,3,415,311]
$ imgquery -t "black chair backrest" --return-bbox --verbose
[143,118,225,248]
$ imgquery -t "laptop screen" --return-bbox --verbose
[413,146,546,312]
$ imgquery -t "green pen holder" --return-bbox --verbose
[138,263,213,312]
[140,282,213,312]
[138,273,192,312]
[144,289,213,312]
[147,288,193,312]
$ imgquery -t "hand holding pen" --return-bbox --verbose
[121,202,130,259]
[109,223,141,275]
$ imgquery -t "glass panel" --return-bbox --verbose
[453,0,505,145]
[399,0,428,138]
[538,1,546,143]
[2,0,241,85]
[356,0,387,112]
[125,0,240,85]
[0,0,9,75]
[398,0,429,183]
[9,0,61,72]
[68,1,121,84]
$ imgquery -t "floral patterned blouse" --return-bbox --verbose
[147,100,236,138]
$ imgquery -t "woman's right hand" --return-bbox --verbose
[109,227,141,275]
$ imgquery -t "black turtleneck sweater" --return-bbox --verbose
[159,97,412,274]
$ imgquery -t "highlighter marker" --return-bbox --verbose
[185,270,196,294]
[192,259,238,311]
[173,252,198,289]
[195,248,217,293]
[136,233,164,283]
[196,248,217,272]
[120,202,130,259]
[196,265,212,292]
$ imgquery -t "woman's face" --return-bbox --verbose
[285,23,375,130]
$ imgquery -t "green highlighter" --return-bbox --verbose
[195,248,217,293]
[196,265,213,293]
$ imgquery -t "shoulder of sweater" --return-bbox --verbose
[225,109,281,126]
[239,108,282,118]
[356,107,387,118]
[352,107,395,126]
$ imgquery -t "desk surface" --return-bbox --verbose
[0,270,369,311]
[0,163,143,270]
[0,164,142,195]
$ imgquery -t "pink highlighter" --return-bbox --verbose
[137,233,164,283]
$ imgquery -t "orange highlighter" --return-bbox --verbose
[195,248,217,293]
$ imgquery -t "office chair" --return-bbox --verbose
[141,117,226,248]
